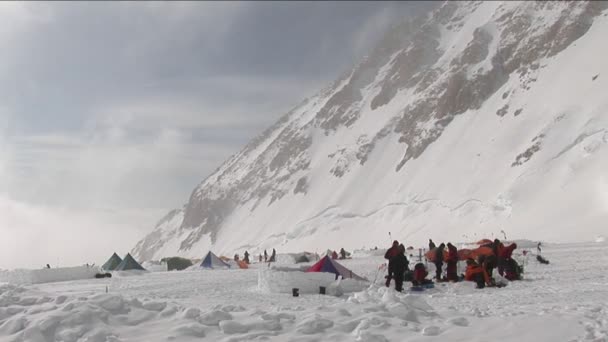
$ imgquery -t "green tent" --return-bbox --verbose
[102,253,123,271]
[161,256,193,271]
[115,253,146,271]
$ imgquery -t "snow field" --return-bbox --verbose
[1,242,607,341]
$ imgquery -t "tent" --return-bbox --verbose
[200,252,231,269]
[425,247,448,262]
[102,253,123,271]
[115,253,146,271]
[160,256,193,271]
[306,255,366,281]
[468,246,494,260]
[295,254,310,263]
[476,239,493,245]
[457,248,473,261]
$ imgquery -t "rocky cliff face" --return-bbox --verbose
[133,1,608,261]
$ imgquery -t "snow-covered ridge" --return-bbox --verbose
[133,1,608,261]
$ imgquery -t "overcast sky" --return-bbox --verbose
[0,1,435,269]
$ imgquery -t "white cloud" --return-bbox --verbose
[0,194,155,269]
[0,1,431,269]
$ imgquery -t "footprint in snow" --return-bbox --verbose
[422,325,441,336]
[296,317,334,334]
[447,317,469,327]
[171,323,206,338]
[357,331,390,342]
[199,310,233,326]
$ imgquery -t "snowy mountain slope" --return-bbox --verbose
[133,1,608,261]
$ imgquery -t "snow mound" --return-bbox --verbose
[0,266,102,285]
[0,284,200,342]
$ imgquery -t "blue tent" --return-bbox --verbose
[200,251,230,269]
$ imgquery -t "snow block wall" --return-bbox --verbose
[0,266,102,285]
[258,268,368,294]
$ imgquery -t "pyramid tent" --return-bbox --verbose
[200,251,231,269]
[115,253,146,271]
[306,255,366,281]
[102,253,123,271]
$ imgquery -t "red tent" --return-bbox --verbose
[469,246,494,260]
[306,256,366,281]
[476,239,493,245]
[457,248,473,261]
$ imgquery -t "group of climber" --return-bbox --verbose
[235,248,277,264]
[427,240,460,282]
[430,238,522,289]
[384,238,523,292]
[383,241,435,292]
[329,248,351,260]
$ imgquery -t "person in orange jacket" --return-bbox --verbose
[446,243,459,282]
[464,259,490,289]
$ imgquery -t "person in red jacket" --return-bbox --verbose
[501,243,520,280]
[331,250,338,259]
[446,243,459,282]
[480,254,497,280]
[384,240,400,287]
[434,243,446,281]
[390,245,409,292]
[412,263,432,286]
[493,239,506,275]
[501,243,517,259]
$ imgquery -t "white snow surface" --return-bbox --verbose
[2,242,607,341]
[132,1,608,263]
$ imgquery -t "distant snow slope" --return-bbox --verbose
[133,1,608,261]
